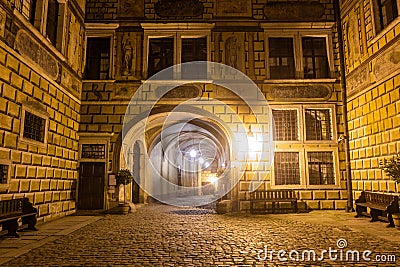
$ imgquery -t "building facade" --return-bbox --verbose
[1,0,397,221]
[340,0,400,199]
[0,0,85,222]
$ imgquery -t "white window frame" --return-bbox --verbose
[0,158,12,190]
[20,103,50,147]
[271,106,302,143]
[262,22,335,82]
[141,23,214,79]
[271,149,305,188]
[305,147,340,189]
[84,23,118,81]
[271,104,340,189]
[303,104,337,144]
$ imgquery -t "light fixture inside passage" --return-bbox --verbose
[207,174,218,184]
[199,157,204,164]
[190,149,197,158]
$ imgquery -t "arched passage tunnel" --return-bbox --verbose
[122,107,236,208]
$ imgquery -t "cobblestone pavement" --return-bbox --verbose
[3,204,400,266]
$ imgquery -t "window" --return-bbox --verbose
[46,0,59,44]
[271,105,337,187]
[0,160,11,190]
[0,164,9,184]
[302,37,329,79]
[269,38,295,79]
[307,152,335,185]
[15,0,65,51]
[147,36,208,78]
[181,37,207,79]
[274,152,301,185]
[85,38,111,80]
[20,103,49,145]
[148,37,174,78]
[305,109,332,140]
[181,37,207,63]
[374,0,399,33]
[81,144,106,159]
[23,111,46,142]
[142,23,213,79]
[263,23,335,80]
[272,109,299,141]
[15,0,36,23]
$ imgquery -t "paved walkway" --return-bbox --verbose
[1,204,399,266]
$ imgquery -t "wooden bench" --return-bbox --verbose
[355,191,399,227]
[0,198,38,237]
[250,190,297,214]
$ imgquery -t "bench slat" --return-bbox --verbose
[250,190,297,214]
[0,198,38,237]
[355,191,399,226]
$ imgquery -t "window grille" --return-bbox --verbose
[272,109,299,141]
[307,152,335,185]
[23,111,46,143]
[274,152,300,185]
[305,109,332,140]
[81,144,106,159]
[0,164,8,184]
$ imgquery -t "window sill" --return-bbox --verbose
[13,11,66,62]
[19,138,47,148]
[369,16,400,45]
[141,79,214,84]
[271,185,341,190]
[264,78,337,84]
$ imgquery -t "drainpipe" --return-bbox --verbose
[334,0,353,212]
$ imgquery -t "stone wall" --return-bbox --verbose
[80,0,348,211]
[0,0,84,222]
[341,0,400,198]
[85,0,335,22]
[0,44,80,223]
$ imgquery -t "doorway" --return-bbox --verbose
[131,142,141,204]
[78,162,105,210]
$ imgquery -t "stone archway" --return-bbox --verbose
[121,106,235,208]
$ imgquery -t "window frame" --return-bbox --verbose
[14,0,66,51]
[262,23,335,81]
[271,106,302,143]
[20,103,49,147]
[272,149,304,188]
[303,104,337,144]
[84,24,118,81]
[371,0,400,37]
[141,23,214,79]
[305,147,340,189]
[271,104,339,189]
[78,135,110,164]
[268,37,296,79]
[45,0,59,45]
[15,0,37,23]
[84,37,112,80]
[0,159,12,191]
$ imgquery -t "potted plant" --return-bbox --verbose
[116,169,133,186]
[116,169,133,214]
[379,154,400,227]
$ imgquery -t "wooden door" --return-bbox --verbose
[78,162,105,210]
